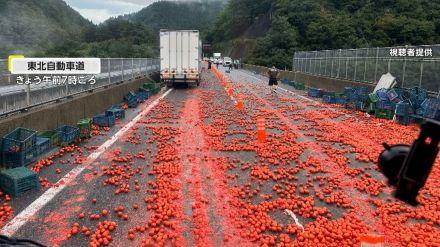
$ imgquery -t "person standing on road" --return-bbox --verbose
[267,65,280,94]
[228,63,233,72]
[208,60,212,69]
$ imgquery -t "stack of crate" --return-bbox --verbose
[344,87,369,111]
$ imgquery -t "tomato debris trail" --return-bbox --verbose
[1,66,439,247]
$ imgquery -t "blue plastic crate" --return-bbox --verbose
[355,87,369,96]
[136,88,150,102]
[93,114,116,127]
[409,87,428,106]
[376,89,389,102]
[308,88,323,98]
[395,102,410,117]
[336,96,348,105]
[0,167,40,197]
[124,91,137,102]
[127,98,138,108]
[421,99,435,110]
[355,101,367,111]
[323,95,337,104]
[36,137,50,156]
[344,87,355,95]
[423,108,436,119]
[138,88,151,97]
[2,128,37,153]
[281,79,290,84]
[387,88,400,102]
[106,107,125,119]
[376,101,396,111]
[322,91,336,97]
[2,146,37,169]
[56,125,79,144]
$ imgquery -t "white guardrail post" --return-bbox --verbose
[108,58,111,85]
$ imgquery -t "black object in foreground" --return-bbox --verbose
[0,235,46,247]
[378,120,440,206]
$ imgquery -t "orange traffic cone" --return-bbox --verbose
[257,117,266,143]
[237,95,243,111]
[360,234,385,247]
[228,87,233,97]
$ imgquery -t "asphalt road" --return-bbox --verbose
[0,66,439,247]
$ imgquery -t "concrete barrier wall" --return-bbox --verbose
[0,73,159,141]
[243,64,375,92]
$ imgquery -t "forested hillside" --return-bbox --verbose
[207,0,440,68]
[0,0,226,58]
[0,0,93,58]
[40,0,226,58]
[126,0,226,36]
[42,18,157,58]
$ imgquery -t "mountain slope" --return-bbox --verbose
[208,0,440,68]
[0,0,93,58]
[125,0,227,36]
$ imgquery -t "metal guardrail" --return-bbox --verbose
[293,45,440,93]
[0,58,160,116]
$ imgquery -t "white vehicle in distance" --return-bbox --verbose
[223,57,232,67]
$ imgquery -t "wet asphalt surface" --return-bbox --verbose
[1,66,439,247]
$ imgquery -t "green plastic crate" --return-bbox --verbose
[37,130,61,147]
[0,167,40,196]
[77,118,92,138]
[294,82,305,90]
[369,93,379,103]
[143,83,153,90]
[375,109,394,120]
[151,87,161,94]
[367,102,376,114]
[143,83,160,90]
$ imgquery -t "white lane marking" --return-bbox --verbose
[284,209,305,232]
[0,88,173,236]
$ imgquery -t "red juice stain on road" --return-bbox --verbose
[178,96,216,247]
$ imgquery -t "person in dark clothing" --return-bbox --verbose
[267,65,280,94]
[228,63,233,72]
[208,61,212,69]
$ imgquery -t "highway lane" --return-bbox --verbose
[0,66,438,247]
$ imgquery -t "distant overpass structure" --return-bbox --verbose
[293,44,440,93]
[0,58,160,116]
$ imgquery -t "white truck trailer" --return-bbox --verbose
[160,30,201,87]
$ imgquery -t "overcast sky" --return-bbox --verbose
[64,0,160,24]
